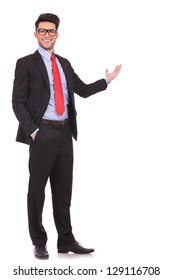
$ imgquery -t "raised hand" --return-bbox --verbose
[105,64,122,82]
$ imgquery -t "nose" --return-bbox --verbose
[45,31,50,37]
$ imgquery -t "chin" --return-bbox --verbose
[43,46,53,51]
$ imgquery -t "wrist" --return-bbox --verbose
[105,76,111,84]
[31,128,39,140]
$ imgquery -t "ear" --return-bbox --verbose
[56,32,59,39]
[34,31,38,39]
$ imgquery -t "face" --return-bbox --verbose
[34,22,58,52]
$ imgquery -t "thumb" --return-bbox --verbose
[105,68,108,75]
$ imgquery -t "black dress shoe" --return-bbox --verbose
[34,245,49,259]
[58,242,94,254]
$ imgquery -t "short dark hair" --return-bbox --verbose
[35,13,60,30]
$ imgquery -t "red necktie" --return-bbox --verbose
[51,53,65,116]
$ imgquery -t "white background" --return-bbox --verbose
[1,0,173,279]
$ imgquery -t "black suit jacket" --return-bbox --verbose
[12,50,107,145]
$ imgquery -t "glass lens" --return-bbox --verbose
[37,29,46,35]
[48,29,56,36]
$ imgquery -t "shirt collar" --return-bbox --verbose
[38,46,56,61]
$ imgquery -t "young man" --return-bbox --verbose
[12,13,122,259]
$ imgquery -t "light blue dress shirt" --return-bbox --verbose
[38,46,69,121]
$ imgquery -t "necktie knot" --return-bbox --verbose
[51,53,56,61]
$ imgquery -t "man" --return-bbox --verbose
[12,13,122,259]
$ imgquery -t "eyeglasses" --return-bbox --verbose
[37,28,57,36]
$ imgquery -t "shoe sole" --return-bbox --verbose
[58,249,94,254]
[34,254,49,259]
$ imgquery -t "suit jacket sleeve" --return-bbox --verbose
[73,71,108,98]
[12,58,38,138]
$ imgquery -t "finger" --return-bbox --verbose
[115,65,122,72]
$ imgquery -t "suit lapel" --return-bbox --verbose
[33,51,50,90]
[56,55,73,91]
[56,55,76,107]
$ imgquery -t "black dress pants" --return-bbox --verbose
[28,122,75,248]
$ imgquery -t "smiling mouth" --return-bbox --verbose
[43,39,51,42]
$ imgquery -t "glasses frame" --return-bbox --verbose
[37,28,57,36]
